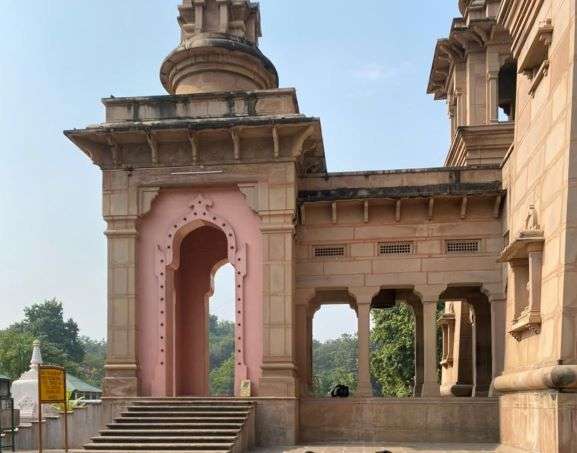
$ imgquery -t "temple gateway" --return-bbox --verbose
[65,0,577,452]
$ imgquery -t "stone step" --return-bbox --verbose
[101,429,240,436]
[83,442,234,451]
[132,400,252,405]
[121,408,250,417]
[127,406,250,412]
[115,417,246,424]
[92,436,236,443]
[69,449,230,453]
[84,399,254,452]
[73,450,228,453]
[108,423,243,430]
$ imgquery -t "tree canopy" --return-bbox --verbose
[208,315,235,395]
[370,304,416,397]
[0,299,105,387]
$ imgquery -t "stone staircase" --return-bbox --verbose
[77,399,255,453]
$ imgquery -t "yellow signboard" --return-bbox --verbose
[239,379,251,398]
[39,366,66,403]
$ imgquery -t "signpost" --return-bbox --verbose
[37,366,68,453]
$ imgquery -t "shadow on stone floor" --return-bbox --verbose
[251,443,499,453]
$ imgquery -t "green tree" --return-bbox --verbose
[209,355,235,396]
[78,337,106,387]
[312,334,358,396]
[0,329,35,379]
[370,304,415,397]
[208,315,235,395]
[0,300,86,379]
[208,315,234,370]
[12,300,85,363]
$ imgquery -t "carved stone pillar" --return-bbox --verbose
[356,302,373,397]
[489,296,506,395]
[422,300,441,397]
[259,217,297,397]
[307,306,316,392]
[294,291,314,396]
[406,299,424,397]
[487,71,499,123]
[103,220,138,397]
[101,171,143,398]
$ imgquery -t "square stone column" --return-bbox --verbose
[356,302,373,397]
[101,172,142,398]
[422,300,441,397]
[259,220,298,397]
[103,221,138,397]
[295,295,314,396]
[489,296,506,395]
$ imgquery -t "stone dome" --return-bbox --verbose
[160,0,278,95]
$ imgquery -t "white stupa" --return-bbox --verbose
[10,339,56,421]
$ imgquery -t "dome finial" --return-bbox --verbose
[30,339,43,369]
[160,0,278,95]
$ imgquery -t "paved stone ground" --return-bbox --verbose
[253,444,498,452]
[20,445,498,453]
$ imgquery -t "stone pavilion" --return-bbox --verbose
[65,0,577,451]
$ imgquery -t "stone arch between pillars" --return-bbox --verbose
[370,288,424,397]
[155,194,248,396]
[439,285,492,397]
[298,288,357,396]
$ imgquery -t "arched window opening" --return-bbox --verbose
[498,61,517,121]
[312,305,358,396]
[208,263,236,396]
[439,287,493,398]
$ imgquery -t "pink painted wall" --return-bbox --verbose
[136,187,263,396]
[175,226,227,396]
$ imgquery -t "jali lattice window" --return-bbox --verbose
[378,242,413,255]
[313,246,346,258]
[446,240,481,254]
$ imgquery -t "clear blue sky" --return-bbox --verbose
[0,0,459,342]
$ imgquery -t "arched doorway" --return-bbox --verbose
[173,225,229,396]
[156,195,249,397]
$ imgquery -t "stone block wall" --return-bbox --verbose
[14,401,102,450]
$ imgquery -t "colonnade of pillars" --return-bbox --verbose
[295,287,504,399]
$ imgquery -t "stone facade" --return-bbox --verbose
[64,0,577,451]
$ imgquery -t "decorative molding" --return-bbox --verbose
[272,125,280,159]
[237,183,259,213]
[494,365,577,393]
[395,200,402,223]
[231,127,242,160]
[500,205,544,341]
[156,193,248,386]
[187,130,199,165]
[138,187,161,217]
[460,196,468,220]
[428,198,435,221]
[292,125,315,157]
[146,130,159,165]
[509,310,542,341]
[106,134,122,167]
[519,19,553,96]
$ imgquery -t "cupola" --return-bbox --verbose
[160,0,279,95]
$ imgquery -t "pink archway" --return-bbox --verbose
[136,189,262,397]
